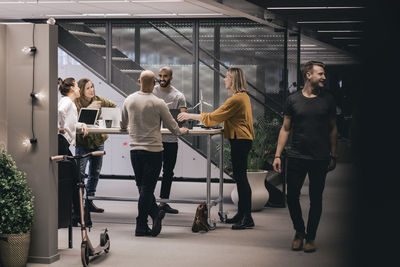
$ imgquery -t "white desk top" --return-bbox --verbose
[86,126,223,135]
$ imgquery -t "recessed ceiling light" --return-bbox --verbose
[178,13,224,16]
[318,30,363,33]
[267,6,365,10]
[131,0,183,2]
[332,37,362,40]
[79,0,129,3]
[46,14,87,17]
[298,20,364,24]
[134,13,177,16]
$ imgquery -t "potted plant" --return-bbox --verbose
[228,114,283,211]
[0,149,34,267]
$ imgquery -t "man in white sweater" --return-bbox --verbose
[121,70,188,237]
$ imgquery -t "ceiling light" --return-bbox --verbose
[22,46,37,54]
[332,37,362,40]
[38,1,75,3]
[178,13,224,16]
[0,1,24,4]
[46,14,87,17]
[300,44,316,47]
[105,13,130,16]
[131,0,183,2]
[79,0,129,3]
[317,30,363,33]
[134,13,177,16]
[297,20,364,24]
[267,6,365,10]
[46,17,56,25]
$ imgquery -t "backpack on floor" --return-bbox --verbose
[192,203,210,232]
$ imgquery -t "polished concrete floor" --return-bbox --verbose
[28,163,354,267]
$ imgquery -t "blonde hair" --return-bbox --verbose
[227,67,247,93]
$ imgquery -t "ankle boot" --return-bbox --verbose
[87,199,104,213]
[225,213,243,224]
[232,215,255,230]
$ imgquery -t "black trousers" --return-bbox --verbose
[160,142,178,199]
[130,150,162,229]
[229,139,253,216]
[57,135,80,226]
[286,157,329,241]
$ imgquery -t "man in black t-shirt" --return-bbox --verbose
[273,61,337,253]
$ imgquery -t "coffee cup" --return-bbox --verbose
[105,120,112,128]
[97,120,105,128]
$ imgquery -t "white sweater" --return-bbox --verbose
[58,96,83,146]
[121,91,181,152]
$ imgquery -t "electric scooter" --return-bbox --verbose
[51,151,110,267]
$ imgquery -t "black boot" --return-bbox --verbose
[225,212,243,224]
[232,215,254,230]
[87,199,104,213]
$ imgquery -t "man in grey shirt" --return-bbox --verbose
[153,66,187,214]
[121,70,188,237]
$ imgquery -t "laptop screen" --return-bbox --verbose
[78,108,99,125]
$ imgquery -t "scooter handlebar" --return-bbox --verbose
[50,151,105,161]
[91,151,106,156]
[50,155,64,161]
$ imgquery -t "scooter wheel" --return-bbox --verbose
[81,241,90,266]
[100,233,106,247]
[104,233,110,253]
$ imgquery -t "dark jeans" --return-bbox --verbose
[58,134,80,221]
[286,157,329,241]
[130,150,162,229]
[160,142,178,199]
[75,144,104,196]
[229,139,253,216]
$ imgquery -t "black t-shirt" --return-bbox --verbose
[284,90,336,160]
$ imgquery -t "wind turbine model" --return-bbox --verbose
[189,90,212,126]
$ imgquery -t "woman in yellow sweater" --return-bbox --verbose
[178,67,255,230]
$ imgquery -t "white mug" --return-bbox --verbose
[97,120,105,128]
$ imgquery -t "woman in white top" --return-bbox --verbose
[58,77,88,156]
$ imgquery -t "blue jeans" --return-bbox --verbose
[75,144,104,196]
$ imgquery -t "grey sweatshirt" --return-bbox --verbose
[120,91,182,152]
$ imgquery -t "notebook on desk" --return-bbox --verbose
[78,108,99,128]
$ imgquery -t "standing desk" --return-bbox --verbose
[87,127,226,228]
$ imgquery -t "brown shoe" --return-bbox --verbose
[304,240,316,253]
[292,232,305,251]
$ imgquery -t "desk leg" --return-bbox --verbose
[206,134,216,229]
[218,132,226,222]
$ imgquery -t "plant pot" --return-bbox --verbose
[0,231,31,267]
[231,170,269,211]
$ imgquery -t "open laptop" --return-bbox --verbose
[78,108,99,128]
[101,107,121,128]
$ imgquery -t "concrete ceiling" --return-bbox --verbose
[0,0,360,65]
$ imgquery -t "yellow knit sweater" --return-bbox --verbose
[201,92,254,140]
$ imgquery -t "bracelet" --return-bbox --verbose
[274,156,281,159]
